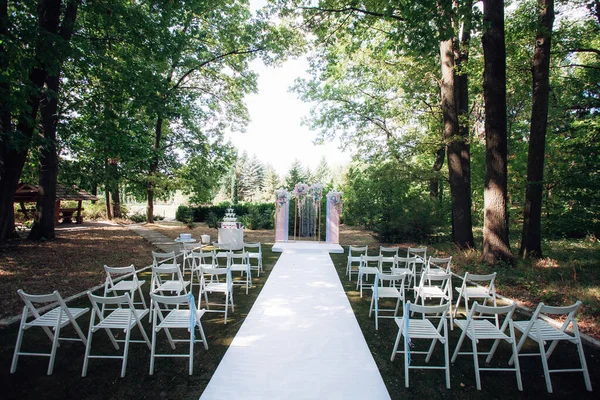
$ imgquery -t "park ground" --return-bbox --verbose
[0,220,598,399]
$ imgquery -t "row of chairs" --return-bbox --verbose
[390,300,592,393]
[10,289,207,377]
[346,245,592,393]
[10,242,265,377]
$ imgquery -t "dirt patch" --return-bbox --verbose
[0,221,155,321]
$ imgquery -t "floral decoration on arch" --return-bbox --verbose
[327,190,343,212]
[309,183,324,202]
[292,183,310,198]
[275,188,290,208]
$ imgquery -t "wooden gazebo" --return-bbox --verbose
[15,183,98,224]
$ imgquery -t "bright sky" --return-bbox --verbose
[225,57,350,176]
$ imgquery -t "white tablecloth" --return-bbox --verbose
[217,227,244,250]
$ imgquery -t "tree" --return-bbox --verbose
[29,0,81,240]
[313,156,332,185]
[520,0,555,258]
[285,159,307,190]
[482,0,513,264]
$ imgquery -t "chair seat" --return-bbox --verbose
[94,308,149,331]
[204,282,230,293]
[247,252,260,259]
[391,268,412,276]
[455,286,491,298]
[418,286,448,298]
[230,265,249,272]
[156,309,206,329]
[26,307,89,328]
[455,319,511,341]
[156,281,190,292]
[111,280,145,292]
[395,317,444,340]
[375,287,401,298]
[361,266,380,275]
[348,256,361,262]
[514,320,577,343]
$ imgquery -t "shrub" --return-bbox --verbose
[129,213,146,223]
[206,211,219,229]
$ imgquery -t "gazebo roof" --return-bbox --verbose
[15,183,98,202]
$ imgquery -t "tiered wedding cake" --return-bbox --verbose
[221,208,238,228]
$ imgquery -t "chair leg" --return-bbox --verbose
[391,322,404,362]
[471,336,482,390]
[576,339,593,392]
[121,327,132,378]
[188,328,194,375]
[451,328,466,363]
[453,293,462,319]
[149,327,157,375]
[82,323,95,377]
[404,333,410,388]
[510,328,523,391]
[443,321,451,389]
[47,321,62,375]
[539,340,553,393]
[10,311,27,374]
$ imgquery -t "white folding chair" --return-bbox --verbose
[369,271,409,330]
[379,246,399,273]
[426,256,452,275]
[452,302,523,391]
[391,302,451,389]
[346,245,368,281]
[454,272,498,326]
[11,290,88,375]
[189,248,215,289]
[82,292,151,378]
[244,242,263,277]
[152,250,179,270]
[149,293,209,375]
[356,254,382,297]
[212,247,231,268]
[199,266,234,324]
[149,263,190,322]
[510,301,592,393]
[182,243,201,278]
[413,271,453,328]
[228,252,252,294]
[102,265,147,313]
[393,255,418,288]
[407,247,427,283]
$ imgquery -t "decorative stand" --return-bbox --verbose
[275,189,289,242]
[326,191,342,244]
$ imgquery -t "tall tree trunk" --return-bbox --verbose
[29,74,60,239]
[520,0,554,258]
[455,0,474,247]
[147,117,163,223]
[109,159,122,219]
[482,0,513,264]
[430,145,446,199]
[440,37,474,248]
[29,0,80,240]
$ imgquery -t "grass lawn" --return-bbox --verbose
[0,220,598,399]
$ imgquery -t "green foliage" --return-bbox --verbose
[342,160,447,242]
[129,213,146,223]
[239,204,274,230]
[206,211,220,229]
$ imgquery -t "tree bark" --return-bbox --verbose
[429,145,445,199]
[29,0,80,240]
[482,0,513,264]
[520,0,554,258]
[147,117,163,224]
[440,37,474,248]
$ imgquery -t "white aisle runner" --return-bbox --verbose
[200,249,391,400]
